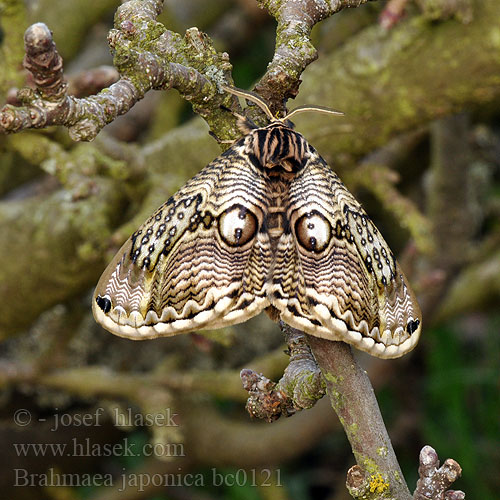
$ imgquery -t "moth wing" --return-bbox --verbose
[93,147,272,339]
[271,152,422,359]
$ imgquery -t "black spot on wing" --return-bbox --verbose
[406,319,420,334]
[96,296,112,313]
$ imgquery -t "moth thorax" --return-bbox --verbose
[249,124,308,173]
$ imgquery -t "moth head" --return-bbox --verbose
[221,85,344,130]
[221,85,344,173]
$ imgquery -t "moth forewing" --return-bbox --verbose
[93,143,273,340]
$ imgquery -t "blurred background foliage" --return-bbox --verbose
[0,1,499,499]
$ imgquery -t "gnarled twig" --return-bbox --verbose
[414,445,464,500]
[241,323,325,421]
[0,1,236,141]
[254,0,374,115]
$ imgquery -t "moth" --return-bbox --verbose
[93,86,422,359]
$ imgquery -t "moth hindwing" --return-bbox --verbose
[93,110,422,359]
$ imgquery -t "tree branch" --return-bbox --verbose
[414,445,464,500]
[292,0,500,166]
[240,329,466,500]
[241,323,325,421]
[306,337,412,500]
[420,113,477,321]
[254,0,373,115]
[0,1,237,141]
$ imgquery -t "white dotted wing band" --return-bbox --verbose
[93,88,422,359]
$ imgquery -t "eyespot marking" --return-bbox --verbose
[295,210,331,253]
[218,204,258,247]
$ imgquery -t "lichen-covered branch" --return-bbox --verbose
[0,20,147,140]
[239,324,464,499]
[0,0,494,351]
[241,323,325,421]
[306,337,412,500]
[254,0,374,115]
[0,0,237,141]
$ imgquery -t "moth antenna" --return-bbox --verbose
[221,85,276,122]
[285,105,344,122]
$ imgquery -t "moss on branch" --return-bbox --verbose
[306,338,412,500]
[241,324,325,421]
[255,0,374,114]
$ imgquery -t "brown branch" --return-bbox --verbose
[67,66,120,97]
[413,445,464,500]
[0,21,144,140]
[0,1,237,142]
[379,0,409,29]
[420,114,477,322]
[22,22,67,101]
[8,66,120,105]
[254,0,373,114]
[306,337,413,500]
[241,323,325,421]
